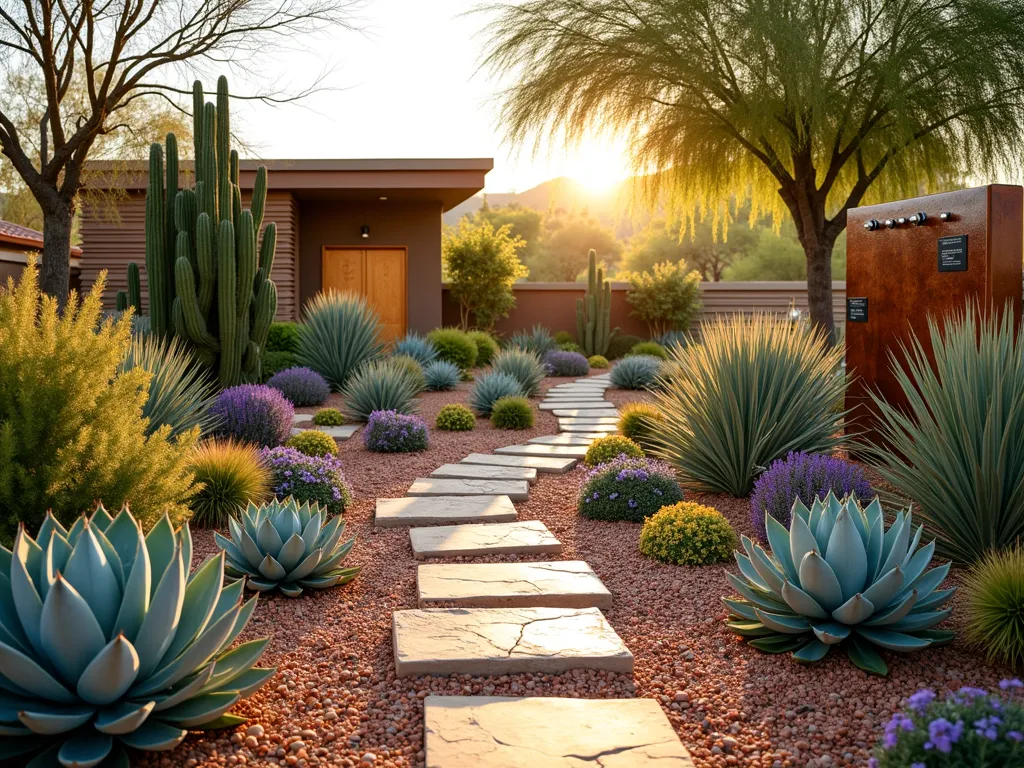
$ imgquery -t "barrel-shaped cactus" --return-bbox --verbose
[0,505,275,766]
[215,499,360,597]
[724,493,955,676]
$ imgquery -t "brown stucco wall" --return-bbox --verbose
[297,200,443,331]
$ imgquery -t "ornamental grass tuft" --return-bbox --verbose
[964,545,1024,670]
[342,358,419,422]
[423,360,462,391]
[188,438,271,528]
[427,327,478,371]
[630,341,668,360]
[618,401,665,451]
[490,396,534,429]
[577,456,684,523]
[296,291,383,391]
[469,370,524,416]
[364,410,429,452]
[491,348,546,396]
[639,502,737,565]
[609,354,662,389]
[393,331,438,366]
[468,330,500,365]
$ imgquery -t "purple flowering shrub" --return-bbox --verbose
[210,384,294,448]
[871,680,1024,767]
[267,366,330,406]
[543,350,590,377]
[749,451,873,541]
[577,455,684,523]
[260,446,352,515]
[363,409,429,453]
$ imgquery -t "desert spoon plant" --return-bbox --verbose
[724,493,955,675]
[0,504,275,766]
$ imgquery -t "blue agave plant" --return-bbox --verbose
[724,493,955,675]
[215,499,360,597]
[0,505,275,766]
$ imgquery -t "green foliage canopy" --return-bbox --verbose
[623,260,703,336]
[443,218,529,329]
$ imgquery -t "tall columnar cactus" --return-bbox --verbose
[128,76,278,387]
[576,248,618,356]
[115,262,141,312]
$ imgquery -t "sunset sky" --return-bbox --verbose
[229,0,632,194]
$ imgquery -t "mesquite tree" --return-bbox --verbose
[0,0,358,309]
[479,0,1024,339]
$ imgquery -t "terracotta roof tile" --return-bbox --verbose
[0,219,83,256]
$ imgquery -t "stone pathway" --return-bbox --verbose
[291,413,360,441]
[377,373,690,764]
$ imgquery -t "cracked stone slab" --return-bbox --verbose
[539,401,615,411]
[392,607,633,677]
[289,424,360,440]
[553,408,620,418]
[424,696,694,768]
[430,463,538,485]
[407,478,530,502]
[459,453,577,473]
[494,444,589,459]
[410,520,562,560]
[417,560,612,609]
[527,434,602,445]
[375,496,517,528]
[559,423,618,434]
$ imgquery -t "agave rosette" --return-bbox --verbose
[0,505,275,766]
[724,493,955,675]
[215,499,359,597]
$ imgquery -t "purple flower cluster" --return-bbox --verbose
[577,455,684,523]
[266,366,331,406]
[363,409,429,453]
[210,384,294,448]
[749,451,874,541]
[260,446,351,515]
[542,350,590,377]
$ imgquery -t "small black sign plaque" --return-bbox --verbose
[847,297,869,323]
[938,234,968,272]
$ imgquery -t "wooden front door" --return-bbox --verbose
[322,247,407,342]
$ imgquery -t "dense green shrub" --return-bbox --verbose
[468,329,501,365]
[267,321,302,353]
[553,330,575,345]
[342,359,419,422]
[120,332,217,438]
[297,291,383,390]
[507,324,556,356]
[577,456,684,522]
[618,401,664,450]
[491,348,546,396]
[490,396,534,429]
[964,544,1024,669]
[188,438,271,528]
[584,434,644,466]
[624,260,703,337]
[394,331,438,365]
[639,502,736,565]
[630,341,668,360]
[653,314,846,496]
[606,333,643,359]
[313,407,345,426]
[559,341,584,354]
[588,354,609,369]
[436,403,476,431]
[285,429,339,457]
[469,371,524,416]
[424,360,462,391]
[610,354,662,389]
[391,354,427,393]
[428,327,479,370]
[0,267,197,536]
[444,218,528,328]
[261,349,298,381]
[867,307,1024,563]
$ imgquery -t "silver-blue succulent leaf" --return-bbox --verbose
[723,492,954,675]
[216,498,360,598]
[0,504,275,766]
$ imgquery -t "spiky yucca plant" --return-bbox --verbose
[215,499,360,597]
[342,358,419,422]
[724,493,955,676]
[296,291,383,391]
[0,505,275,766]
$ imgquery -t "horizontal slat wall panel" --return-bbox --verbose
[78,191,299,320]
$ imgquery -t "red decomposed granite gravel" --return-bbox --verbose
[138,373,1014,768]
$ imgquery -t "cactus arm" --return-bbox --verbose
[116,291,128,312]
[145,143,168,335]
[257,222,276,281]
[230,149,239,187]
[200,103,218,221]
[216,76,231,222]
[251,279,277,353]
[174,249,218,350]
[251,167,267,235]
[195,213,216,317]
[217,220,240,385]
[192,81,204,168]
[236,211,257,321]
[127,262,141,309]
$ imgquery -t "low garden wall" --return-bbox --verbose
[441,280,848,336]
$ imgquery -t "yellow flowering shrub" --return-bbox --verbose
[583,434,644,467]
[639,501,736,566]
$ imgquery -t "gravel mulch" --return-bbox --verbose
[139,372,1014,768]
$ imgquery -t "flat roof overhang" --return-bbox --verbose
[83,158,493,212]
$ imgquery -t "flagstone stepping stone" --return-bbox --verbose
[293,413,314,424]
[289,424,359,440]
[392,606,633,677]
[459,453,577,473]
[541,394,607,400]
[410,520,562,560]
[547,384,609,391]
[553,408,620,418]
[559,424,618,434]
[494,444,589,459]
[558,416,620,424]
[424,696,695,768]
[430,463,538,485]
[375,496,517,528]
[407,478,530,502]
[417,560,612,609]
[527,434,602,445]
[539,401,615,410]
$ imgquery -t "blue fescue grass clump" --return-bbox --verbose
[363,409,429,453]
[261,445,352,514]
[423,360,461,391]
[394,331,439,366]
[577,455,684,523]
[870,680,1024,768]
[267,366,331,406]
[749,451,873,542]
[211,384,294,448]
[469,370,524,416]
[609,354,663,389]
[543,349,590,377]
[507,324,556,356]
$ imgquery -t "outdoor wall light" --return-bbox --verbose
[939,211,954,222]
[909,212,927,225]
[896,217,908,225]
[360,225,370,239]
[884,218,897,229]
[864,219,880,231]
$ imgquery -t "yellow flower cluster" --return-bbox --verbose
[583,434,644,467]
[639,501,737,566]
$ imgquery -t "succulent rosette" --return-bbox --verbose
[0,505,275,766]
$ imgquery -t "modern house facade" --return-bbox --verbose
[79,158,492,339]
[0,219,82,289]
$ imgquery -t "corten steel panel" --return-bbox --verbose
[845,185,1023,449]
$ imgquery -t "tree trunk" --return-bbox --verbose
[39,198,74,311]
[804,238,836,342]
